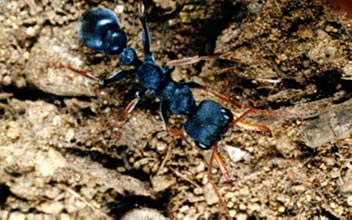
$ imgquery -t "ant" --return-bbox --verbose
[50,2,274,219]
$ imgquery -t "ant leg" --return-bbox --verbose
[159,101,169,126]
[208,143,232,219]
[137,1,154,62]
[207,108,269,219]
[211,109,272,182]
[213,150,234,183]
[160,102,186,139]
[113,90,144,141]
[185,81,243,108]
[185,81,303,119]
[117,91,143,122]
[45,61,133,86]
[45,61,100,82]
[167,54,240,66]
[99,69,133,86]
[214,109,272,182]
[157,101,187,175]
[236,120,272,134]
[228,108,257,130]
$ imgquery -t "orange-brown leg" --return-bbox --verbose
[168,56,315,119]
[185,81,243,109]
[185,80,317,122]
[187,81,294,119]
[213,109,273,184]
[45,61,133,86]
[213,150,234,183]
[44,61,100,82]
[236,120,272,134]
[208,108,273,219]
[166,55,240,66]
[207,109,253,219]
[113,95,141,141]
[165,126,187,141]
[46,61,139,141]
[155,125,187,176]
[208,143,232,219]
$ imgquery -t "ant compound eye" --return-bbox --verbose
[221,107,233,123]
[223,114,230,120]
[195,141,210,150]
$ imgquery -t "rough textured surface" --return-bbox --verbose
[0,0,352,219]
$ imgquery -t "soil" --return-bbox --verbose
[1,0,352,219]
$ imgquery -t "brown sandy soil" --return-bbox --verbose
[1,0,352,219]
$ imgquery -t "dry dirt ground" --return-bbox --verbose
[1,0,352,219]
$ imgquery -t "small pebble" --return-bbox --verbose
[2,75,12,86]
[278,206,285,213]
[203,183,218,205]
[347,195,352,206]
[225,145,247,163]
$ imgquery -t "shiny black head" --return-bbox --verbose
[77,8,127,55]
[184,100,233,150]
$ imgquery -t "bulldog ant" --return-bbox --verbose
[48,2,273,219]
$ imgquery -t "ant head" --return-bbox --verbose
[78,8,127,55]
[184,100,234,150]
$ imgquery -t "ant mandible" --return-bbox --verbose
[57,2,273,219]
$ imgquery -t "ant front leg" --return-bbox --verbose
[44,61,100,83]
[236,120,272,134]
[185,81,295,124]
[227,107,270,132]
[99,69,134,86]
[207,143,232,220]
[45,61,134,87]
[207,108,269,219]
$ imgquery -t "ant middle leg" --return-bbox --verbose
[208,143,232,219]
[113,90,145,141]
[185,81,302,120]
